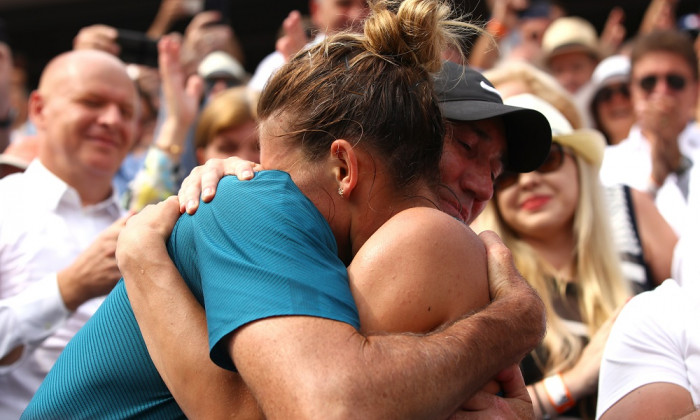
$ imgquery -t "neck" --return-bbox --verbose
[343,182,438,264]
[523,228,576,279]
[41,158,114,206]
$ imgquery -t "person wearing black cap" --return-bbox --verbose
[434,60,552,224]
[0,18,13,153]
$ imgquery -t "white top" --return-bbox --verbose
[0,160,123,419]
[599,123,700,234]
[672,147,700,292]
[596,279,700,418]
[248,34,326,93]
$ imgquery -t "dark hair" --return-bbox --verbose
[258,0,476,191]
[631,30,699,81]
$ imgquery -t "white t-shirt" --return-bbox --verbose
[0,160,123,418]
[597,279,700,418]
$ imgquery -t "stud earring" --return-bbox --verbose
[338,187,344,197]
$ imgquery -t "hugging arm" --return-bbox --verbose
[230,229,544,419]
[118,197,262,419]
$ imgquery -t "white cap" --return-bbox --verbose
[197,51,248,83]
[591,54,630,91]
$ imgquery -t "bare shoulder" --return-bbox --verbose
[348,207,490,334]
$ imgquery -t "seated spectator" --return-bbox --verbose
[486,61,677,291]
[473,93,632,419]
[588,54,634,145]
[599,29,699,235]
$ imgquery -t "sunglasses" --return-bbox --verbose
[595,84,630,103]
[495,142,566,191]
[636,73,687,93]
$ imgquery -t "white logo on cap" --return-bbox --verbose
[480,81,503,100]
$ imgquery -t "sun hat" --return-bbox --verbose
[504,93,605,167]
[434,61,552,172]
[541,17,600,65]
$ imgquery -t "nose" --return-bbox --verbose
[98,103,124,126]
[463,164,494,203]
[516,170,542,188]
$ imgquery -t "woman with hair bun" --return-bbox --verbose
[25,0,546,419]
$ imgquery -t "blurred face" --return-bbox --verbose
[631,51,699,125]
[439,118,506,224]
[594,82,634,144]
[495,143,578,239]
[311,0,369,34]
[35,55,137,179]
[548,51,598,94]
[197,120,260,164]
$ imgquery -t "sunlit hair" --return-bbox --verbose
[194,86,258,150]
[484,60,584,129]
[631,30,698,81]
[476,148,631,375]
[258,0,480,191]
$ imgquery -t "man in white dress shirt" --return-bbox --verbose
[0,49,137,418]
[599,30,699,234]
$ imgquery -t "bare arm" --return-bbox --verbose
[600,382,696,420]
[118,197,262,419]
[230,230,544,419]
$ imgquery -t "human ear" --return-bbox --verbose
[28,91,46,130]
[330,139,358,198]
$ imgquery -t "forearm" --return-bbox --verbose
[123,243,262,419]
[0,274,69,365]
[234,289,544,419]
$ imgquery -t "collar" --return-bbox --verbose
[23,159,123,218]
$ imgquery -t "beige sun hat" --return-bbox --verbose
[542,17,600,66]
[504,93,605,167]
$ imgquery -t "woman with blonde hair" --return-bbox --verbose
[474,93,631,419]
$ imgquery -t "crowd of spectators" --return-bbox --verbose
[0,0,699,418]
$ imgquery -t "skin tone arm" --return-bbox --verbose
[600,382,698,420]
[228,229,543,419]
[118,197,262,419]
[119,195,541,417]
[528,306,623,419]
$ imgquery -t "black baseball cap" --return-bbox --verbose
[434,61,552,172]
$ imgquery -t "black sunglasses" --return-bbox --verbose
[636,73,687,93]
[595,84,630,103]
[495,142,566,191]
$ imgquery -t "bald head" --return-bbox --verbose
[30,49,138,203]
[38,49,132,97]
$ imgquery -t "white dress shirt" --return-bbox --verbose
[599,123,700,234]
[0,159,124,419]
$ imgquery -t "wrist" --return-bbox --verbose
[543,372,576,414]
[486,19,508,39]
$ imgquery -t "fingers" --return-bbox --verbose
[178,157,259,214]
[496,365,531,401]
[478,230,517,300]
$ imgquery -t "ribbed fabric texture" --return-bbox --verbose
[23,171,359,418]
